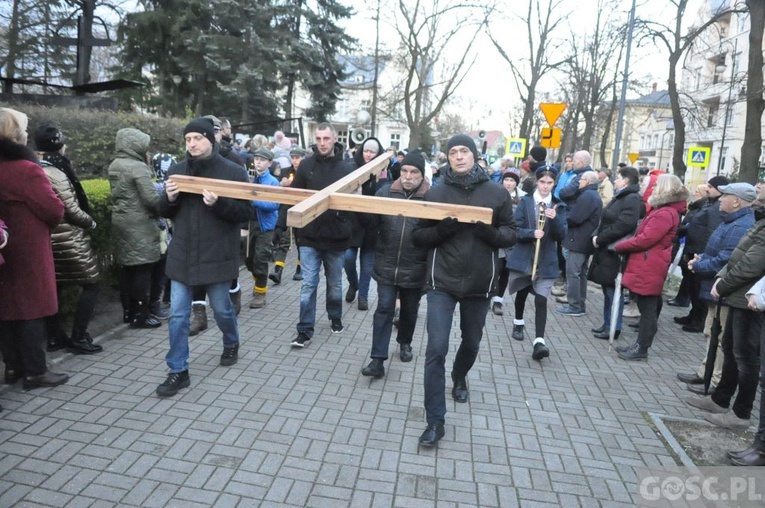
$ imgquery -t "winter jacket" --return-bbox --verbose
[598,178,614,205]
[692,207,754,302]
[554,169,575,200]
[159,145,253,286]
[505,194,566,279]
[252,170,280,232]
[412,164,517,298]
[715,209,765,309]
[558,165,591,204]
[349,138,384,249]
[676,197,707,239]
[108,128,161,267]
[0,139,64,320]
[565,183,602,254]
[286,142,355,251]
[588,184,642,286]
[40,160,100,285]
[684,196,723,255]
[371,177,431,288]
[615,186,689,296]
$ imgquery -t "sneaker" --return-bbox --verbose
[551,286,566,297]
[511,324,525,341]
[156,370,190,397]
[491,302,503,316]
[617,343,648,361]
[331,318,344,333]
[150,302,169,320]
[532,342,550,360]
[345,286,357,303]
[220,345,239,366]
[358,297,369,311]
[556,305,584,317]
[291,333,311,348]
[361,358,385,378]
[400,344,413,362]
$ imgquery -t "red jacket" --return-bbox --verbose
[0,140,65,320]
[615,187,688,296]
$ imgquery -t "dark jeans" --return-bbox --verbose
[344,247,374,299]
[0,318,48,376]
[370,284,422,359]
[602,285,623,331]
[120,263,153,303]
[496,258,509,298]
[636,294,662,349]
[192,279,239,301]
[150,255,167,304]
[712,307,763,419]
[424,290,489,425]
[672,257,691,306]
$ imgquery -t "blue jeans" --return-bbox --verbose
[424,290,489,425]
[298,246,344,338]
[344,247,375,299]
[370,284,422,359]
[166,280,239,373]
[602,285,623,331]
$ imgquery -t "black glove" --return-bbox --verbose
[474,221,498,244]
[436,217,461,238]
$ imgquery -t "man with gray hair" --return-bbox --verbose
[557,170,602,316]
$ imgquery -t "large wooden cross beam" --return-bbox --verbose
[171,151,494,227]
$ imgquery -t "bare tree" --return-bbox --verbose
[386,0,492,149]
[487,0,570,141]
[740,0,765,183]
[637,0,745,180]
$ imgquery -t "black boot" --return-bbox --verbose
[69,327,103,354]
[292,265,303,281]
[361,358,385,378]
[130,300,162,329]
[47,329,68,352]
[121,293,134,324]
[269,265,283,285]
[511,324,525,341]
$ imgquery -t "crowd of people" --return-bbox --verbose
[1,107,765,462]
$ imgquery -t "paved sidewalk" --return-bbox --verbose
[0,257,731,507]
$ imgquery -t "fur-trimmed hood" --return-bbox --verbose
[648,185,689,210]
[0,137,39,164]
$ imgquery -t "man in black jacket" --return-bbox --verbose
[361,152,430,379]
[156,117,254,397]
[412,134,517,447]
[286,123,355,348]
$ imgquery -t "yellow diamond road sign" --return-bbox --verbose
[687,147,710,168]
[627,153,640,164]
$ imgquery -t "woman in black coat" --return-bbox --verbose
[587,166,643,340]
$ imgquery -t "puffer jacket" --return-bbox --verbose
[371,177,431,288]
[693,207,754,302]
[40,160,100,285]
[159,145,253,286]
[684,196,723,255]
[252,170,280,232]
[715,209,765,309]
[108,128,161,266]
[587,184,642,286]
[505,194,566,279]
[412,164,517,298]
[615,186,689,296]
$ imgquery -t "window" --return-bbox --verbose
[337,130,348,147]
[720,146,729,171]
[360,99,371,112]
[390,133,400,149]
[640,135,645,149]
[694,68,703,90]
[708,104,719,127]
[653,134,659,149]
[725,104,734,126]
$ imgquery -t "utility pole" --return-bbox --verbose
[612,0,637,169]
[370,0,381,138]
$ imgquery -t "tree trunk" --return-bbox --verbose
[668,55,687,180]
[740,0,765,184]
[3,0,23,94]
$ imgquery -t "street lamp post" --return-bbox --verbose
[716,37,739,177]
[172,75,182,116]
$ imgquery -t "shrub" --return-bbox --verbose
[81,179,115,282]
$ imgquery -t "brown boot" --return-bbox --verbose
[189,303,208,336]
[249,293,266,309]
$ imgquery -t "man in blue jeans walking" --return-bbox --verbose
[412,134,516,447]
[156,117,253,397]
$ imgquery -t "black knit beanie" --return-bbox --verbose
[447,134,478,161]
[34,123,65,152]
[183,117,216,146]
[400,152,425,174]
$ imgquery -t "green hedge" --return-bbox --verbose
[12,104,187,178]
[81,179,115,278]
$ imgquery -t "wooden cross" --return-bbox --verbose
[171,151,494,227]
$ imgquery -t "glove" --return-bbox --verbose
[474,221,498,244]
[436,217,461,238]
[90,220,97,230]
[592,236,598,248]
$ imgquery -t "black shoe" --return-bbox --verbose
[358,297,368,311]
[418,423,445,446]
[156,371,190,397]
[4,368,23,384]
[220,345,239,366]
[130,315,162,329]
[23,371,69,390]
[290,333,311,348]
[673,315,691,325]
[451,371,468,403]
[687,383,715,395]
[345,286,357,303]
[677,373,704,384]
[682,324,704,333]
[594,330,619,340]
[400,344,413,362]
[532,342,550,360]
[269,265,283,285]
[511,324,525,341]
[731,450,765,467]
[615,341,637,353]
[68,337,102,355]
[292,266,303,281]
[46,330,68,352]
[618,343,648,361]
[667,298,689,307]
[331,318,344,333]
[491,302,503,316]
[361,358,385,378]
[591,324,606,333]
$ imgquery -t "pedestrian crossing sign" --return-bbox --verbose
[687,146,710,167]
[505,138,526,157]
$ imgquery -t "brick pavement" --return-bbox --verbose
[0,254,747,507]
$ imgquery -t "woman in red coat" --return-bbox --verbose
[615,174,688,361]
[0,107,69,389]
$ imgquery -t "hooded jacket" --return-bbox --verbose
[108,128,161,266]
[615,186,689,296]
[715,208,765,309]
[371,177,431,288]
[251,169,280,232]
[158,145,253,286]
[565,182,602,254]
[412,164,517,298]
